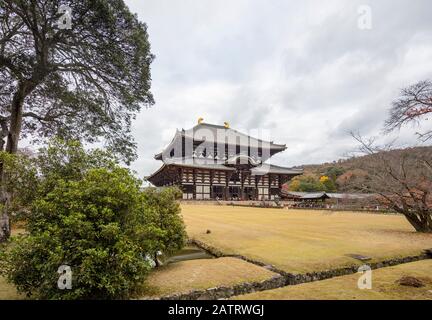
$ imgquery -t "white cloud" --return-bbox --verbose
[125,0,432,176]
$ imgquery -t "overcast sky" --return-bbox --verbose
[124,0,432,178]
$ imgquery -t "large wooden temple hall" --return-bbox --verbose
[147,119,303,200]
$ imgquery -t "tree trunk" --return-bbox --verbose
[154,252,160,267]
[0,83,26,242]
[6,83,26,154]
[0,160,10,242]
[0,205,10,242]
[403,211,432,233]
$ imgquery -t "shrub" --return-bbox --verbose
[135,187,187,266]
[0,151,37,223]
[0,141,186,299]
[1,168,150,299]
[1,139,117,224]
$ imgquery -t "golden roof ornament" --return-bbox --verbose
[198,117,204,124]
[224,121,230,128]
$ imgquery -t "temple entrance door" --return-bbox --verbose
[212,186,224,200]
[228,186,240,200]
[244,187,256,200]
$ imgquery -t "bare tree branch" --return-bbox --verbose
[350,132,432,233]
[385,80,432,141]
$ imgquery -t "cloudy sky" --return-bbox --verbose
[124,0,432,177]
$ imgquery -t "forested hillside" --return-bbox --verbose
[286,146,432,193]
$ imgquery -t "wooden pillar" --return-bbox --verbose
[210,171,214,199]
[225,171,233,201]
[224,172,229,201]
[277,174,282,198]
[268,174,272,200]
[254,176,258,200]
[192,169,196,199]
[175,168,181,188]
[240,170,249,200]
[255,175,262,200]
[240,171,244,200]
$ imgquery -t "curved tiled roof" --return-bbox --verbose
[184,123,286,149]
[155,122,287,160]
[282,191,375,200]
[251,164,304,175]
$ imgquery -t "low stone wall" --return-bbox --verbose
[191,239,432,287]
[163,239,432,300]
[284,253,431,285]
[145,239,432,300]
[150,245,431,300]
[191,239,287,275]
[179,200,282,207]
[179,200,399,213]
[180,200,221,205]
[156,275,285,300]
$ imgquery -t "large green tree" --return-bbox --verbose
[0,0,154,240]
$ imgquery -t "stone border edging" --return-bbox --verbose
[190,239,288,276]
[151,239,432,300]
[191,239,432,287]
[155,275,285,300]
[284,253,431,285]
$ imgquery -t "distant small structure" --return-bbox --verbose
[281,191,329,201]
[281,191,380,210]
[282,191,374,201]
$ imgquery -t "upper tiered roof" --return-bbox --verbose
[155,122,287,161]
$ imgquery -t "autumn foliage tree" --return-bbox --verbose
[287,174,337,192]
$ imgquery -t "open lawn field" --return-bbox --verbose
[2,207,432,300]
[141,257,277,298]
[181,205,432,274]
[0,277,21,300]
[234,260,432,300]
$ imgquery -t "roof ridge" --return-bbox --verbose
[186,122,287,148]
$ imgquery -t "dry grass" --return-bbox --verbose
[235,260,432,300]
[0,277,22,300]
[181,205,432,274]
[3,212,432,300]
[11,228,26,236]
[141,257,277,297]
